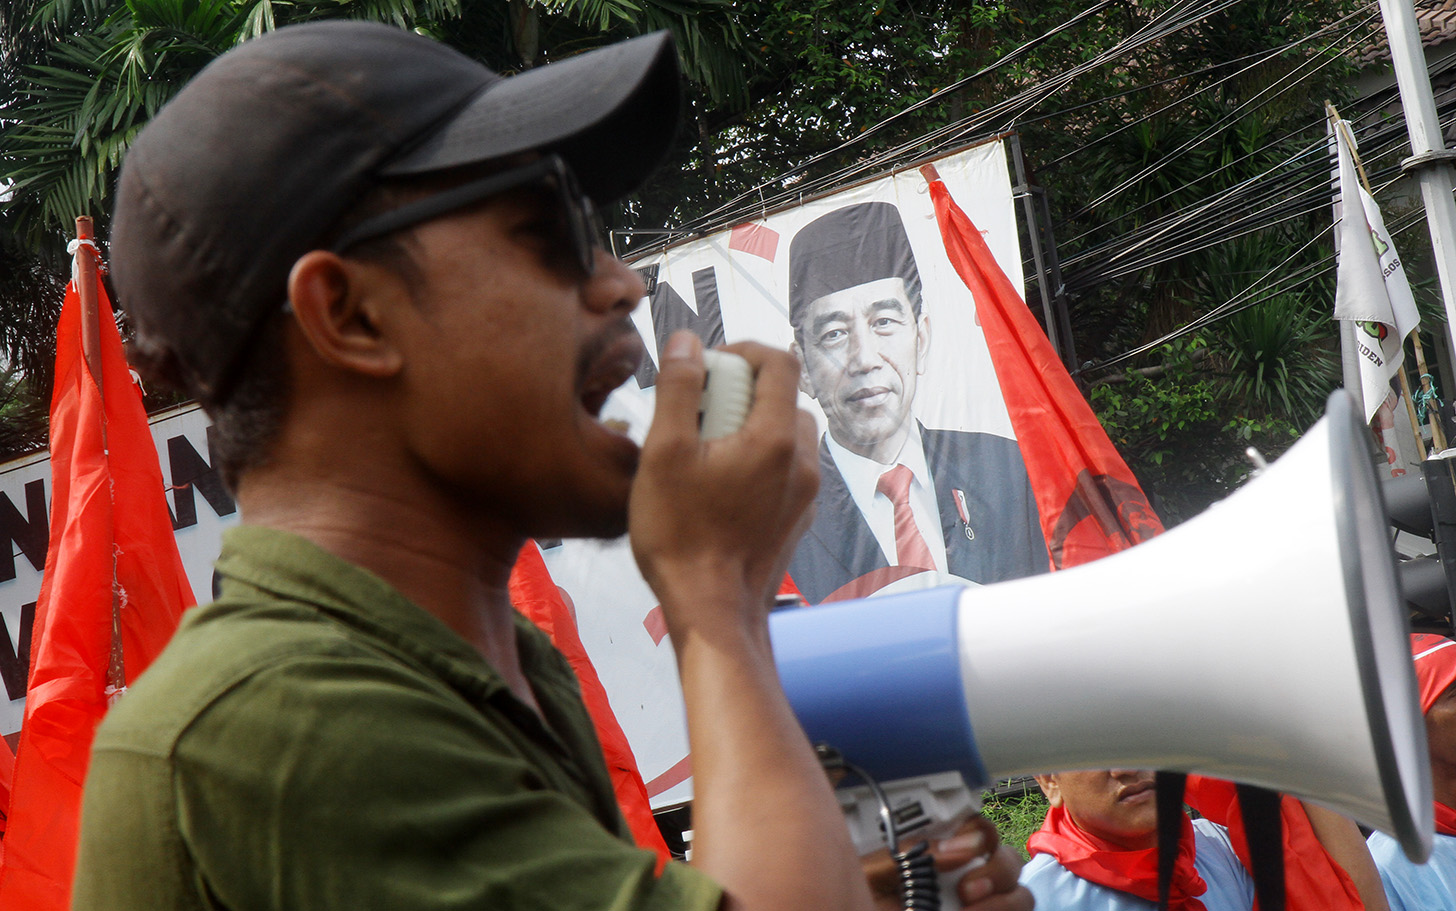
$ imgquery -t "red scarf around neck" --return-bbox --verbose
[1028,804,1209,911]
[1436,801,1456,838]
[1184,775,1362,911]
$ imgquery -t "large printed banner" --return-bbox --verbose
[0,405,238,738]
[0,139,1047,807]
[544,138,1048,807]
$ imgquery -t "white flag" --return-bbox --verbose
[1332,118,1421,422]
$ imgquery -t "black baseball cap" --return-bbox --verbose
[112,21,681,402]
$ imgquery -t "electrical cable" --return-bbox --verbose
[1054,8,1380,248]
[814,744,942,911]
[664,0,1249,242]
[630,0,1445,387]
[1088,202,1433,373]
[670,0,1377,246]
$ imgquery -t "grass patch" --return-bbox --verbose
[980,785,1049,861]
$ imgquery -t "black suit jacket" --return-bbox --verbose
[787,425,1048,604]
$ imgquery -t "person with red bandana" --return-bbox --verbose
[1019,769,1254,911]
[1366,633,1456,910]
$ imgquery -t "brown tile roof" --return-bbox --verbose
[1361,0,1456,65]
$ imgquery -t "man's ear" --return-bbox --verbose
[286,250,403,379]
[1034,774,1062,807]
[790,339,817,399]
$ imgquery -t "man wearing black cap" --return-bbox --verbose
[70,21,1029,911]
[785,201,1047,603]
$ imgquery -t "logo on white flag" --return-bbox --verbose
[1332,118,1420,422]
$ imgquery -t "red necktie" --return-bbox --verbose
[876,464,935,571]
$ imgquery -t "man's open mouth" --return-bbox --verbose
[579,327,645,420]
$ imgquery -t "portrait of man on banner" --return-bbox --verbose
[784,200,1047,604]
[540,141,1053,807]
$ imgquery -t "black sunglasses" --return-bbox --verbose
[328,153,605,277]
[208,155,604,407]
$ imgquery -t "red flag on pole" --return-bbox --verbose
[0,220,195,910]
[922,166,1163,568]
[509,541,673,869]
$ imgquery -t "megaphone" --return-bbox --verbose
[769,391,1433,863]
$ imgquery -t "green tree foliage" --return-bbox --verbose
[0,0,746,245]
[1088,335,1307,523]
[0,363,50,456]
[1029,0,1362,519]
[0,0,1380,508]
[0,0,746,455]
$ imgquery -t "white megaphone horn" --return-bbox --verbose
[769,391,1433,863]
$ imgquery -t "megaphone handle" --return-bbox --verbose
[936,853,989,910]
[830,769,984,911]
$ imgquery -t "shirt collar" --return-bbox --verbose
[212,525,566,706]
[825,421,932,503]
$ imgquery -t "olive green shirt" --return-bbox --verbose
[73,526,721,910]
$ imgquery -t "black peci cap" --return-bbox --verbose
[112,21,680,402]
[787,201,924,332]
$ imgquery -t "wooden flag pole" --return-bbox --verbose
[1397,370,1430,455]
[73,216,127,701]
[1328,105,1446,456]
[1420,368,1449,452]
[74,218,101,389]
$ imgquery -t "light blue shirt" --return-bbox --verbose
[1019,818,1255,911]
[1368,829,1456,911]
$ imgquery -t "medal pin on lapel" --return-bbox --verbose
[952,489,975,541]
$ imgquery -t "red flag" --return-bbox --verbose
[509,541,673,869]
[0,736,14,835]
[0,233,195,910]
[922,166,1163,568]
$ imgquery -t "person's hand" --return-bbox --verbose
[862,815,1033,911]
[633,332,871,911]
[629,331,819,643]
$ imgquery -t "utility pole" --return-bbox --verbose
[1378,0,1456,356]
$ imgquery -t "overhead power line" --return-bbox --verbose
[664,0,1255,241]
[644,0,1441,383]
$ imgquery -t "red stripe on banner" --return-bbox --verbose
[642,606,668,645]
[728,223,780,262]
[776,573,802,601]
[645,755,693,798]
